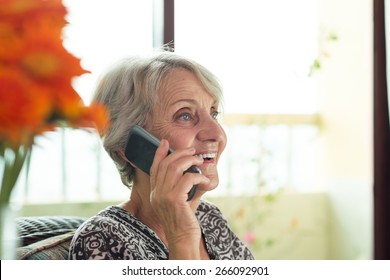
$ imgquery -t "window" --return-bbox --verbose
[14,0,154,203]
[175,0,318,114]
[14,0,320,203]
[175,0,320,195]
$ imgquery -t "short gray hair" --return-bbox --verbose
[93,51,223,188]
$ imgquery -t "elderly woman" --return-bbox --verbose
[69,52,254,260]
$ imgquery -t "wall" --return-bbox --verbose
[208,193,330,259]
[316,0,373,259]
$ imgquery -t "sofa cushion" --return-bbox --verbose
[16,216,86,246]
[15,216,86,260]
[17,231,75,260]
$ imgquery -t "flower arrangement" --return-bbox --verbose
[0,0,108,206]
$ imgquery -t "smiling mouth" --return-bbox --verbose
[196,152,217,162]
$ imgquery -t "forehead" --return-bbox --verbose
[158,69,217,106]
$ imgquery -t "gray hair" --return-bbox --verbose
[93,52,223,188]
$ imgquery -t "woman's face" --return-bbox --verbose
[148,68,227,191]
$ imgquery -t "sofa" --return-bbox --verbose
[16,216,86,260]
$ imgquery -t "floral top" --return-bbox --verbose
[69,200,254,260]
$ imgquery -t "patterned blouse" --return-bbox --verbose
[69,200,254,260]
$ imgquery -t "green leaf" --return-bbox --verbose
[312,59,321,69]
[328,33,338,41]
[265,238,275,247]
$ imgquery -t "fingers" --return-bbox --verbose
[176,172,210,200]
[150,139,170,180]
[150,140,210,202]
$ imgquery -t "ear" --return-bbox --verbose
[117,149,136,169]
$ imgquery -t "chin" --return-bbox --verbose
[200,165,220,188]
[200,174,219,192]
[210,176,219,189]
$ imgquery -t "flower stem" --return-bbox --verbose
[0,146,29,205]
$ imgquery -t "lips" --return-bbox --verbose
[196,152,217,163]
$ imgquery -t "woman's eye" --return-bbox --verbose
[179,112,192,121]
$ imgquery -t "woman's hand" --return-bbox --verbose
[149,139,210,259]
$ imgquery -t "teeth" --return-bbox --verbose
[197,153,216,159]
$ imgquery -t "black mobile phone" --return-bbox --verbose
[124,125,200,201]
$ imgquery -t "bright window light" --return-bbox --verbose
[175,0,319,114]
[14,0,319,203]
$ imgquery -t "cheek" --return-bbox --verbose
[218,128,227,157]
[150,121,193,150]
[166,131,194,150]
[200,165,219,189]
[149,118,174,141]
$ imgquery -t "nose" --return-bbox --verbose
[197,113,227,144]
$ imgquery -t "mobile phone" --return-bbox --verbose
[124,125,200,201]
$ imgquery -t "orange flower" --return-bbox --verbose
[0,68,53,147]
[18,38,87,84]
[0,0,109,206]
[0,0,66,60]
[0,0,66,20]
[70,104,110,137]
[0,0,108,147]
[0,22,23,61]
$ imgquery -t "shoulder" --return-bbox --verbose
[196,200,229,232]
[69,207,134,259]
[197,200,224,217]
[69,206,169,260]
[74,206,125,235]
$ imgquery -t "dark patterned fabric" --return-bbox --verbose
[16,216,86,246]
[69,200,254,260]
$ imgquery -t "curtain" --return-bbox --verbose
[373,0,390,260]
